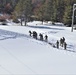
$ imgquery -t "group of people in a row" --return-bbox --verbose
[29,31,67,50]
[56,37,67,50]
[29,31,48,42]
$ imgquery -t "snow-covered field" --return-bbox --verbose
[0,21,76,75]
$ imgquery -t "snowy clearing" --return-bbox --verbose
[0,21,76,74]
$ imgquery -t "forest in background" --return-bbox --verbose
[0,0,76,26]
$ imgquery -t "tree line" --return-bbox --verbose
[33,0,76,26]
[0,0,76,26]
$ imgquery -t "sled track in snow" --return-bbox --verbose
[0,29,30,40]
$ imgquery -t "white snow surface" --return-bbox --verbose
[0,21,76,74]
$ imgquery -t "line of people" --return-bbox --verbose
[56,37,67,50]
[29,31,48,42]
[29,31,67,50]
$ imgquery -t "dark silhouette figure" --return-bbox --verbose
[33,31,37,39]
[29,31,32,36]
[39,33,43,41]
[56,40,59,49]
[64,42,67,50]
[62,37,65,44]
[45,35,48,42]
[60,38,63,47]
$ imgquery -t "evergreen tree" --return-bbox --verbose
[44,0,54,21]
[55,0,65,22]
[23,0,32,25]
[63,5,72,26]
[63,0,75,26]
[14,0,32,26]
[33,0,46,24]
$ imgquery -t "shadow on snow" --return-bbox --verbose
[0,29,30,40]
[27,25,64,30]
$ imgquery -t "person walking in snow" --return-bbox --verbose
[35,32,37,39]
[39,33,43,41]
[64,42,67,50]
[33,31,37,39]
[61,37,65,47]
[62,37,65,44]
[45,35,48,42]
[29,31,32,37]
[56,40,59,49]
[60,38,63,47]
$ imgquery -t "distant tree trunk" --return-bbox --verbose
[24,15,27,26]
[25,20,27,26]
[42,14,44,25]
[24,14,28,26]
[21,18,23,26]
[42,20,43,25]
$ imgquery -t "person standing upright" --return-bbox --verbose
[45,35,48,42]
[56,40,59,49]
